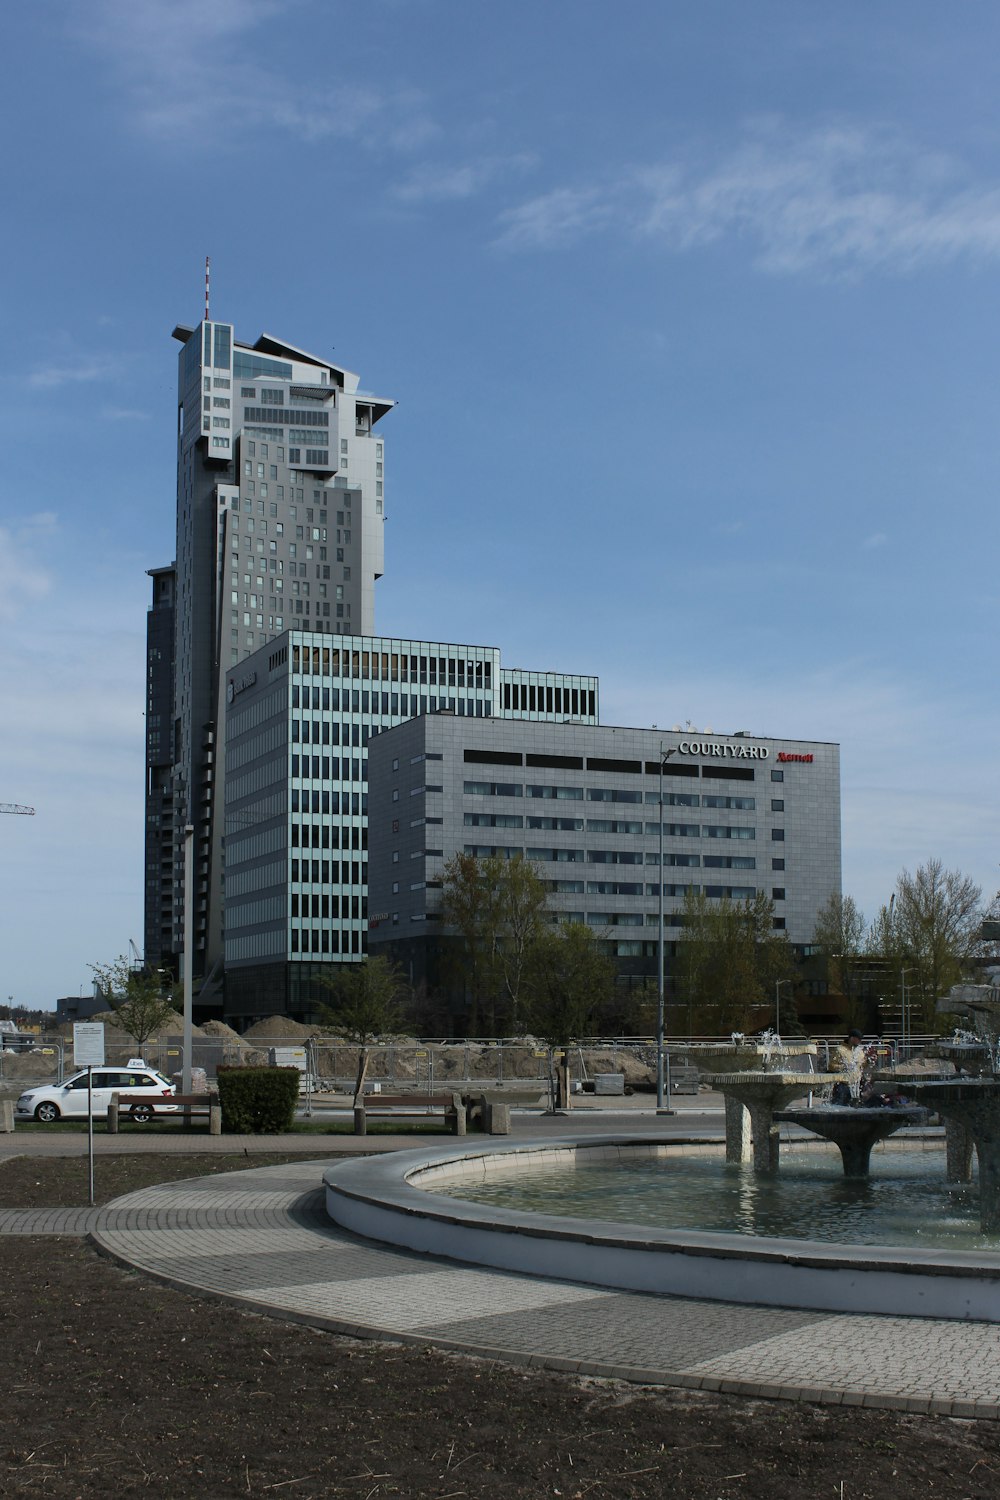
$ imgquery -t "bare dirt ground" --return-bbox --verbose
[2,1154,999,1500]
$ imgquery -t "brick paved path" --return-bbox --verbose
[5,1157,985,1417]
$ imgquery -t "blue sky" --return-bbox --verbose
[1,0,998,1009]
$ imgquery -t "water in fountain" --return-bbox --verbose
[441,1146,990,1249]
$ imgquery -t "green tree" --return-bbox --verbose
[524,922,615,1107]
[812,893,867,1026]
[90,956,180,1051]
[440,852,495,1033]
[317,956,407,1116]
[676,893,760,1033]
[525,922,616,1046]
[440,853,549,1032]
[676,892,792,1035]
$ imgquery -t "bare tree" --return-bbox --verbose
[889,860,983,1027]
[317,957,407,1126]
[812,893,867,1025]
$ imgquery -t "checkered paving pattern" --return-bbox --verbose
[6,1158,1000,1415]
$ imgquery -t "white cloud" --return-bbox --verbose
[495,186,614,251]
[495,121,1000,277]
[28,356,119,390]
[102,407,151,422]
[862,532,888,549]
[391,153,536,205]
[0,523,56,622]
[81,0,434,150]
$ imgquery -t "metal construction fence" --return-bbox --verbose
[0,1031,942,1098]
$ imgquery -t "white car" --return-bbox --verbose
[16,1064,177,1124]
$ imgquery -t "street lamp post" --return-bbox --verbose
[900,967,917,1064]
[656,746,677,1113]
[182,823,195,1095]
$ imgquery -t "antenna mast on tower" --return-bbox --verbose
[205,256,211,322]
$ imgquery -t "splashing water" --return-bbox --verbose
[758,1029,783,1071]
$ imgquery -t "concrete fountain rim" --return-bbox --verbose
[323,1133,1000,1322]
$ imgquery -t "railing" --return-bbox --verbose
[0,1030,950,1104]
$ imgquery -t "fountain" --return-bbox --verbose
[694,1032,839,1172]
[773,1103,929,1176]
[322,1010,1000,1320]
[908,981,1000,1233]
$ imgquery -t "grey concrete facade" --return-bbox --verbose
[143,564,176,971]
[366,716,841,988]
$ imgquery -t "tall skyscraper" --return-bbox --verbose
[147,320,394,994]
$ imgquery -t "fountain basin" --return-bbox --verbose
[324,1135,1000,1322]
[688,1041,817,1074]
[774,1105,929,1177]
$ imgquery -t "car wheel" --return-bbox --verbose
[34,1101,60,1123]
[129,1104,154,1124]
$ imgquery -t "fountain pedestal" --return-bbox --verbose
[773,1106,929,1177]
[707,1072,837,1173]
[911,1080,1000,1232]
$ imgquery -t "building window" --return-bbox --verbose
[771,828,785,841]
[771,799,784,812]
[772,887,786,900]
[771,769,784,783]
[771,858,785,871]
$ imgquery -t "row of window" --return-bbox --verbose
[460,746,795,785]
[463,780,786,806]
[290,859,365,885]
[292,643,494,683]
[461,844,788,870]
[540,861,784,889]
[500,682,598,717]
[291,893,362,918]
[291,928,363,954]
[460,812,770,840]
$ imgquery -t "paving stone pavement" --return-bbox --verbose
[2,1156,989,1416]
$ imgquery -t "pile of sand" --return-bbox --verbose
[242,1016,317,1042]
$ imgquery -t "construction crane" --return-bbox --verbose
[1,804,35,816]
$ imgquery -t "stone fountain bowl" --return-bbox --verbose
[925,1042,995,1078]
[688,1041,818,1075]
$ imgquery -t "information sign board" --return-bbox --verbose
[73,1022,105,1069]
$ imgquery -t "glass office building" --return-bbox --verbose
[222,630,599,1023]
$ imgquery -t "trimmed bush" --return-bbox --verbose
[216,1066,300,1134]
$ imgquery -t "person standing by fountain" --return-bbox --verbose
[832,1028,870,1105]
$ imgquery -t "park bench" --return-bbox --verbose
[355,1091,465,1136]
[108,1092,222,1135]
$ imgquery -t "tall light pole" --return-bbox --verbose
[182,823,195,1095]
[656,746,677,1113]
[900,966,916,1064]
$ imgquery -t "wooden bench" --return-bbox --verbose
[108,1093,222,1134]
[356,1092,465,1137]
